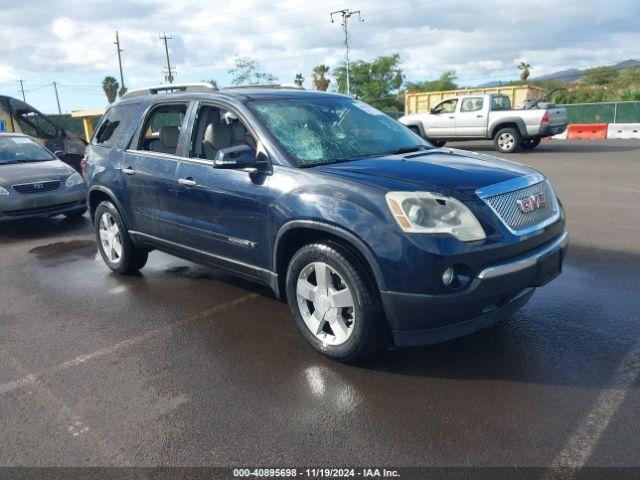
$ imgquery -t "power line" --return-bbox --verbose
[114,30,126,93]
[160,33,175,84]
[330,8,364,96]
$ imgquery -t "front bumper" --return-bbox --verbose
[0,186,87,222]
[382,230,568,347]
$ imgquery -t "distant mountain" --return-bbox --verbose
[533,59,640,83]
[477,59,640,87]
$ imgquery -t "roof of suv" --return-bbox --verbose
[115,87,346,107]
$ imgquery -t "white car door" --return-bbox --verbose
[455,96,487,137]
[425,98,458,137]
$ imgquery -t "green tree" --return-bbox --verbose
[311,65,331,91]
[294,73,305,87]
[228,57,278,85]
[582,66,619,86]
[102,76,119,104]
[333,54,404,109]
[404,71,458,92]
[118,86,128,98]
[518,61,531,82]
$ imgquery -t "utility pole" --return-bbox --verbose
[53,81,62,114]
[114,30,126,94]
[18,79,26,102]
[159,33,175,84]
[330,8,364,96]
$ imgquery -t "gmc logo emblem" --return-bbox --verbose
[517,192,546,213]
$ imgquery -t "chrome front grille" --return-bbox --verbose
[12,180,61,195]
[483,179,558,233]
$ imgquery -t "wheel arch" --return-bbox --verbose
[273,221,387,300]
[88,186,130,229]
[489,118,527,138]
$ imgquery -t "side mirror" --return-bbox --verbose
[54,150,65,159]
[213,144,260,171]
[429,108,436,114]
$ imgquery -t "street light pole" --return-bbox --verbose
[114,31,126,94]
[330,8,364,96]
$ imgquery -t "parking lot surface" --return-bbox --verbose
[0,140,639,467]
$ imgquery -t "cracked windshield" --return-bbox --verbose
[249,97,428,167]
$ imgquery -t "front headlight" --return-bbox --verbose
[0,186,9,196]
[386,191,486,242]
[65,172,83,188]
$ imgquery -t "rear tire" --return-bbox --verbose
[429,139,447,148]
[494,127,520,153]
[94,201,148,274]
[285,242,388,363]
[520,137,541,150]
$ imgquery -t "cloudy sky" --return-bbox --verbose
[0,0,638,113]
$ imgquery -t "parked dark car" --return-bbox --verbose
[84,84,567,362]
[0,95,87,172]
[0,133,87,222]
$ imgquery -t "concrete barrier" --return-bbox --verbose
[567,123,608,140]
[607,123,640,139]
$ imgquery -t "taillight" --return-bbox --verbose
[541,111,549,125]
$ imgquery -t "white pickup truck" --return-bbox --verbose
[399,93,567,153]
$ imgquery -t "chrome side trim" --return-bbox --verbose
[477,231,568,279]
[475,172,545,199]
[128,230,270,274]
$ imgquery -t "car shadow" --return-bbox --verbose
[0,213,92,243]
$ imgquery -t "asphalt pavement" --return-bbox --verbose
[0,140,638,469]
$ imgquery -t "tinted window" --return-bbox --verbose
[0,136,55,164]
[93,104,137,148]
[137,104,187,155]
[460,97,484,112]
[249,97,428,167]
[491,96,512,111]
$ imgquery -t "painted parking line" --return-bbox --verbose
[0,292,259,396]
[550,339,640,473]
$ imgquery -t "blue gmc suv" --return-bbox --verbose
[84,83,567,362]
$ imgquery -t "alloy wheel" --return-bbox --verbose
[296,261,356,346]
[98,212,123,264]
[498,132,515,150]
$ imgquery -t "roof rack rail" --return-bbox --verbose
[121,83,217,100]
[221,84,305,91]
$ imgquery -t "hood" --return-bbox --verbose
[0,160,75,187]
[315,148,536,196]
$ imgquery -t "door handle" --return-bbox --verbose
[178,178,197,187]
[122,166,135,175]
[449,116,455,119]
[476,114,484,118]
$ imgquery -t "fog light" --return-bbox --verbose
[442,266,455,286]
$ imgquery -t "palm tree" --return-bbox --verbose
[312,65,331,91]
[102,76,119,103]
[294,73,304,87]
[518,62,531,82]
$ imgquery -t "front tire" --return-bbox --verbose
[494,127,520,153]
[520,137,541,150]
[94,201,148,274]
[285,242,388,363]
[429,139,446,148]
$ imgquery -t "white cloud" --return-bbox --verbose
[0,0,638,111]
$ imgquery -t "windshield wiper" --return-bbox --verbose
[389,145,431,155]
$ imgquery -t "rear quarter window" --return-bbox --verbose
[91,104,138,148]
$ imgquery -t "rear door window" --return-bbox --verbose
[92,104,138,148]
